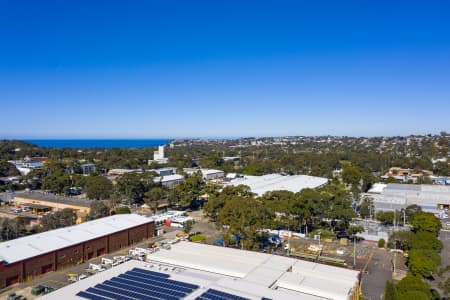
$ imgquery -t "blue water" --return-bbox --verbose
[26,139,172,149]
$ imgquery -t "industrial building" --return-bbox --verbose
[226,174,328,196]
[13,192,92,215]
[40,241,361,300]
[201,169,225,181]
[154,174,185,188]
[0,214,155,289]
[367,183,450,213]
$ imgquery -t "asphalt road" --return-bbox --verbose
[361,248,394,300]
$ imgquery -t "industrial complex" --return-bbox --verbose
[367,183,450,213]
[225,174,328,196]
[40,241,361,300]
[0,214,155,289]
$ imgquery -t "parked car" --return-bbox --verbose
[336,232,351,239]
[31,285,46,295]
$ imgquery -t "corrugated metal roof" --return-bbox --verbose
[227,174,328,196]
[0,214,151,265]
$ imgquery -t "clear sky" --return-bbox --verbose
[1,0,449,138]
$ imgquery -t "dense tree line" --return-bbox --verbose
[385,212,443,299]
[204,182,356,250]
[0,217,27,241]
[39,208,77,231]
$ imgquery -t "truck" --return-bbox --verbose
[88,263,106,272]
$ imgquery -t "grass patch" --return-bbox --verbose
[189,235,207,242]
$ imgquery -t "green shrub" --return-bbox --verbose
[189,235,207,242]
[114,206,131,214]
[378,238,386,248]
[310,229,335,239]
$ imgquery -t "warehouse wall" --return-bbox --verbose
[0,262,23,289]
[23,252,55,281]
[84,236,108,260]
[108,230,129,253]
[56,244,84,269]
[0,221,155,290]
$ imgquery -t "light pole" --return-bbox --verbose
[393,210,397,275]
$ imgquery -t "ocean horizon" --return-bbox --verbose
[25,139,172,149]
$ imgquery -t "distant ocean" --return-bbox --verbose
[25,139,172,149]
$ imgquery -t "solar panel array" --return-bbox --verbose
[76,267,199,300]
[196,289,250,300]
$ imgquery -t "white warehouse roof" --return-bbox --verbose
[226,174,328,196]
[147,241,360,300]
[41,242,360,300]
[367,183,450,211]
[0,214,151,265]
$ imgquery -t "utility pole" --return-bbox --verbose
[353,235,356,266]
[393,210,397,274]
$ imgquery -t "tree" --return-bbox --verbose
[376,211,395,225]
[183,220,193,234]
[116,172,152,204]
[384,281,397,300]
[342,166,362,186]
[0,161,20,177]
[171,175,205,207]
[0,217,26,240]
[41,160,72,194]
[385,177,398,184]
[408,231,443,252]
[408,249,440,278]
[85,176,113,200]
[217,197,273,250]
[389,230,414,250]
[412,212,441,235]
[348,225,364,235]
[205,185,252,222]
[359,196,374,219]
[144,187,165,213]
[40,208,77,231]
[395,273,432,299]
[405,205,422,224]
[88,201,110,220]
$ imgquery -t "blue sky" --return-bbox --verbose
[1,0,449,138]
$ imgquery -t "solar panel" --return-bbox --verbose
[196,289,251,300]
[124,270,199,291]
[86,287,133,300]
[112,276,187,294]
[117,274,193,294]
[78,268,199,300]
[101,281,181,300]
[97,283,165,300]
[76,291,111,300]
[132,267,171,278]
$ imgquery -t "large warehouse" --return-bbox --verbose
[41,241,361,300]
[0,214,155,289]
[367,183,450,212]
[226,174,328,196]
